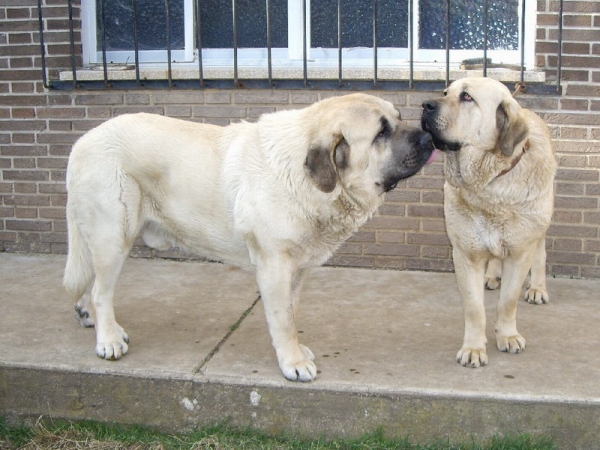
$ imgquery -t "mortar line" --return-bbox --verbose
[193,294,261,374]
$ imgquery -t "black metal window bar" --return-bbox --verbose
[38,0,564,94]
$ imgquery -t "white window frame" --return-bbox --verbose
[81,0,195,64]
[411,0,537,69]
[80,0,536,70]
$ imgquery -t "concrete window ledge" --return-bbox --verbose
[59,65,546,84]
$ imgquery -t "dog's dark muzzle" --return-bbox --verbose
[421,101,461,152]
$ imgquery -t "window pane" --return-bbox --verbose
[96,0,185,52]
[419,0,519,50]
[311,0,408,48]
[200,0,288,48]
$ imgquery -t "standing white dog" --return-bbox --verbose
[422,78,556,368]
[64,93,435,381]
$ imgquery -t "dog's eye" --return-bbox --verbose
[376,118,392,141]
[460,92,473,102]
[443,90,448,97]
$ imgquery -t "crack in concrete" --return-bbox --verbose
[193,294,261,374]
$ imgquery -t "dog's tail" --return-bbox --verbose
[63,212,94,303]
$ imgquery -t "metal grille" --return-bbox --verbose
[38,0,564,94]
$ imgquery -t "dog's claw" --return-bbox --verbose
[496,334,526,354]
[457,347,488,368]
[279,345,317,381]
[524,287,549,305]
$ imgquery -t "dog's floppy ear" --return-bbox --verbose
[496,100,529,157]
[304,134,348,193]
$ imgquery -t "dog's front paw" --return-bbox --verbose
[496,333,526,354]
[524,287,549,305]
[457,347,488,368]
[96,325,129,360]
[278,345,317,382]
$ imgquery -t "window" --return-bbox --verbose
[81,0,194,64]
[81,0,536,70]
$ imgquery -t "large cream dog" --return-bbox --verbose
[421,78,556,368]
[64,93,435,381]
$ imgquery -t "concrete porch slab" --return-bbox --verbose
[0,253,598,448]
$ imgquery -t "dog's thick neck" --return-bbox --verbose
[495,139,530,179]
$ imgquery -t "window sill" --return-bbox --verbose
[59,63,546,84]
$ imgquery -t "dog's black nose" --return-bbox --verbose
[418,131,433,149]
[422,100,438,112]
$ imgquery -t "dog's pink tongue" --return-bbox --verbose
[426,148,440,164]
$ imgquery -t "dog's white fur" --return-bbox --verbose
[64,93,433,381]
[422,78,557,368]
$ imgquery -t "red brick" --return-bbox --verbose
[378,204,405,216]
[13,182,36,193]
[74,94,124,105]
[5,219,51,231]
[554,238,583,251]
[563,14,592,27]
[407,205,444,218]
[556,183,585,196]
[422,246,450,259]
[0,145,46,156]
[547,224,598,238]
[556,169,599,182]
[3,170,49,181]
[12,133,35,144]
[376,231,405,243]
[364,243,419,257]
[547,251,596,265]
[327,255,373,268]
[584,240,600,252]
[555,196,598,210]
[8,33,32,45]
[562,42,590,55]
[0,207,14,217]
[549,264,580,277]
[563,1,600,13]
[583,211,600,225]
[15,208,37,219]
[2,195,50,206]
[11,108,36,118]
[407,233,451,246]
[406,258,454,272]
[12,158,35,169]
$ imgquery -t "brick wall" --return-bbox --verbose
[0,0,599,278]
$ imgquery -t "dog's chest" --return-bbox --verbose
[446,188,539,258]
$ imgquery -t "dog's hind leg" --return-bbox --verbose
[524,237,549,304]
[90,241,130,360]
[484,258,502,290]
[74,173,141,360]
[89,175,143,360]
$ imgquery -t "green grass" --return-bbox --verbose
[0,417,556,450]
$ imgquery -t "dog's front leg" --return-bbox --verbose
[256,258,316,381]
[453,248,488,368]
[495,244,537,353]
